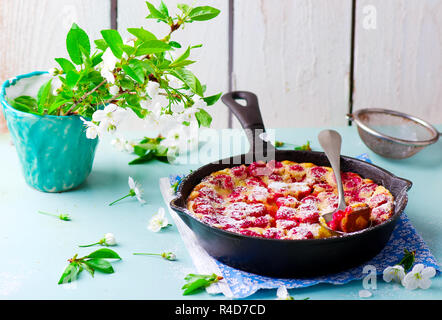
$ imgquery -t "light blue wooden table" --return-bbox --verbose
[1,126,441,300]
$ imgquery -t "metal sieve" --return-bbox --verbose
[347,108,440,159]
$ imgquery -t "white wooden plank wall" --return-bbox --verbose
[117,0,230,129]
[1,0,442,131]
[353,0,442,123]
[232,0,353,128]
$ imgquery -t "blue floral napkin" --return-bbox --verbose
[167,154,440,298]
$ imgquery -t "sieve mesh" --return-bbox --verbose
[357,110,436,142]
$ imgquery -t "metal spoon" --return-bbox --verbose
[318,129,371,234]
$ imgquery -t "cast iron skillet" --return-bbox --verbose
[170,91,412,278]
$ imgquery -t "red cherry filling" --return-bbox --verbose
[327,206,353,231]
[231,165,247,179]
[310,166,327,180]
[290,164,304,172]
[209,174,234,190]
[247,161,268,176]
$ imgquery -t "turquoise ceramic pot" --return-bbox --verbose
[0,72,98,192]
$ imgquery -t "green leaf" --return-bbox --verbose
[136,40,171,56]
[58,263,79,284]
[169,41,181,48]
[170,68,203,96]
[37,79,53,113]
[181,273,220,295]
[84,258,114,274]
[202,92,222,106]
[169,46,190,67]
[133,145,148,157]
[101,29,124,59]
[128,150,155,165]
[399,249,415,272]
[294,141,312,151]
[81,262,95,277]
[127,27,157,42]
[155,144,168,157]
[94,39,108,51]
[182,278,211,295]
[145,1,168,22]
[168,60,195,68]
[138,60,155,74]
[66,70,80,88]
[12,96,37,110]
[66,23,91,65]
[55,58,76,73]
[122,44,136,56]
[119,78,135,91]
[91,52,104,67]
[122,64,144,84]
[86,248,121,260]
[47,98,70,115]
[195,109,212,128]
[158,1,169,18]
[125,93,141,106]
[188,6,221,21]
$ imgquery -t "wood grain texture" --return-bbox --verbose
[0,0,110,78]
[232,0,353,128]
[117,0,230,129]
[353,0,442,123]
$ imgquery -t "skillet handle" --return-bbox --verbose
[221,91,265,130]
[221,91,275,159]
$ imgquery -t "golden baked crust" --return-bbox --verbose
[186,160,394,240]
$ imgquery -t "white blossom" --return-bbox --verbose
[401,264,436,290]
[92,104,126,134]
[103,233,117,246]
[146,81,160,99]
[111,137,126,151]
[108,85,120,96]
[124,140,135,153]
[148,208,169,232]
[80,117,100,139]
[168,76,182,89]
[140,98,152,110]
[161,252,176,261]
[276,286,293,300]
[193,97,208,109]
[383,265,406,283]
[51,77,63,95]
[99,48,118,83]
[48,67,58,76]
[101,69,115,84]
[111,137,135,153]
[128,176,145,204]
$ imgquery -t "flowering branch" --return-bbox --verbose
[9,1,222,156]
[63,79,107,115]
[58,248,121,284]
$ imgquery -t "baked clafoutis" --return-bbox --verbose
[186,160,395,240]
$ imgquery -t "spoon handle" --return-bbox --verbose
[318,130,347,210]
